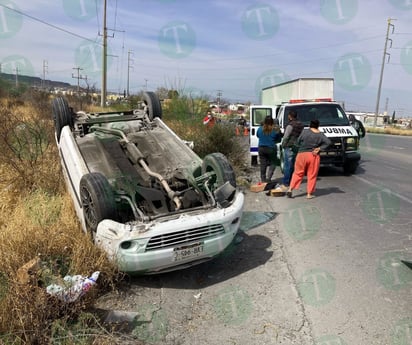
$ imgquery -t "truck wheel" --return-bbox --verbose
[251,156,258,166]
[343,160,358,175]
[52,97,73,142]
[80,173,117,234]
[202,153,236,189]
[143,91,162,120]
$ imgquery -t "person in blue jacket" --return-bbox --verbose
[257,116,281,183]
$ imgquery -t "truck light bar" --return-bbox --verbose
[289,98,333,103]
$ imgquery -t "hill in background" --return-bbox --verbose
[0,72,71,89]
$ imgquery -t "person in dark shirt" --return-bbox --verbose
[257,116,281,183]
[287,119,331,199]
[348,114,366,138]
[281,110,304,189]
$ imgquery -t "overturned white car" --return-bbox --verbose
[52,93,244,274]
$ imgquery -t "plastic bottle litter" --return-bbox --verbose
[46,271,100,303]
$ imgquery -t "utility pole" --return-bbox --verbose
[144,78,148,91]
[42,60,48,89]
[72,67,87,95]
[127,50,133,97]
[374,18,395,127]
[101,0,108,107]
[217,90,222,114]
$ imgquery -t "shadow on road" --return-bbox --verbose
[125,212,278,290]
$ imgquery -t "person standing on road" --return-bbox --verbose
[257,116,281,183]
[281,110,304,190]
[203,110,216,128]
[348,114,366,138]
[286,119,331,199]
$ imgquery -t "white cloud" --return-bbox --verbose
[1,0,411,114]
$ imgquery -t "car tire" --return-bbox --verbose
[343,160,358,175]
[202,153,236,189]
[52,97,73,142]
[143,91,162,120]
[79,172,117,234]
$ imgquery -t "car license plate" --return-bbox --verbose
[173,243,204,262]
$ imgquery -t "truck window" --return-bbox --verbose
[252,108,273,126]
[284,104,349,127]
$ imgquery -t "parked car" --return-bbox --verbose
[52,92,244,274]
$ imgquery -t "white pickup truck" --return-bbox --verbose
[249,98,361,174]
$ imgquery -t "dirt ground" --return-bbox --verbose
[94,168,314,345]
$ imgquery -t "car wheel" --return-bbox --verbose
[343,160,358,175]
[52,97,73,142]
[143,91,162,120]
[79,173,117,234]
[202,153,236,189]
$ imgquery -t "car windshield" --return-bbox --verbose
[283,103,350,127]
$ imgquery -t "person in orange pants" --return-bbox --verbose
[287,119,331,199]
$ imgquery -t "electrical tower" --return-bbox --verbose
[127,50,133,97]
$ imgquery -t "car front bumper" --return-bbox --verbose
[95,191,245,274]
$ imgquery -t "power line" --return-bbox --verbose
[0,3,100,45]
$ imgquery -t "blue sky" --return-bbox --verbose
[1,0,412,116]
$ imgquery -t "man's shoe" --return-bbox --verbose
[280,184,289,192]
[286,191,293,198]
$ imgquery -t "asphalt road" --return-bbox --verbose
[95,133,412,345]
[273,133,412,344]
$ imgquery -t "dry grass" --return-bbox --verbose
[0,93,248,344]
[366,126,412,136]
[0,96,120,344]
